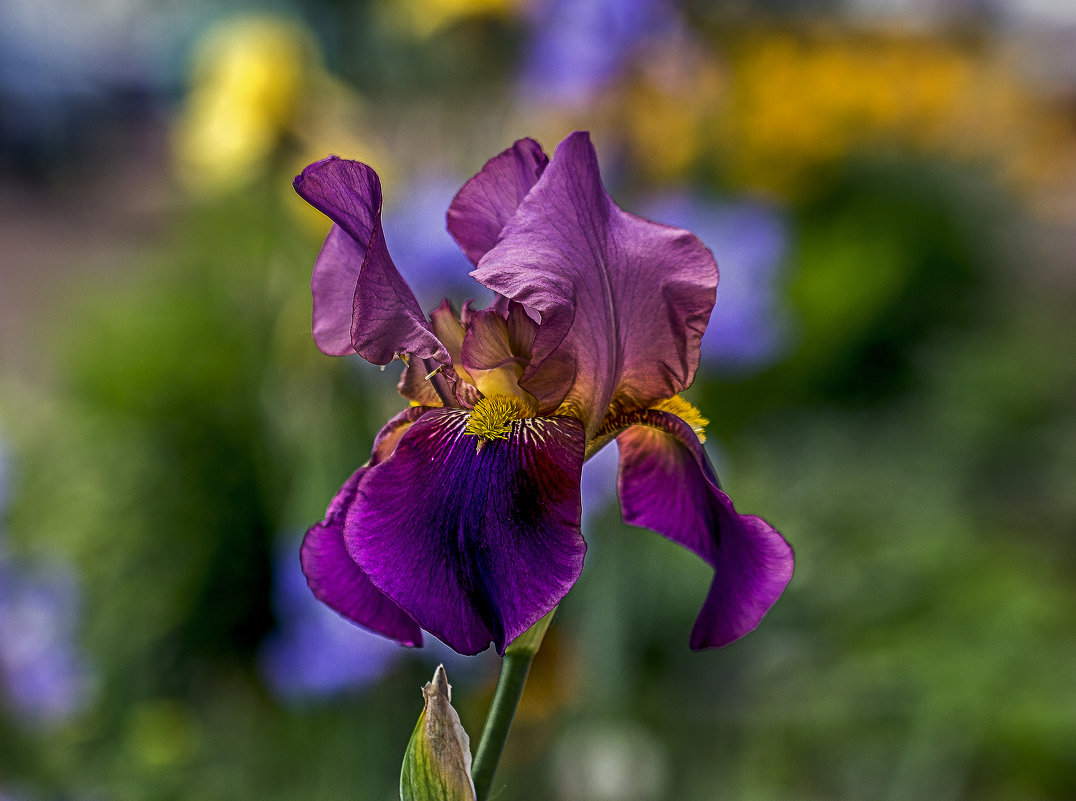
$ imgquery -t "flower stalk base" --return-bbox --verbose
[471,609,554,801]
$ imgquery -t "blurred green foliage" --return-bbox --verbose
[2,5,1075,801]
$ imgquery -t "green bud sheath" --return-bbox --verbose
[401,665,477,801]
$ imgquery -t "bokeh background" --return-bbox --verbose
[1,0,1075,798]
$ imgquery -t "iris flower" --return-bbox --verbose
[296,132,793,656]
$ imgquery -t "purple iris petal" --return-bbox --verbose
[345,409,586,655]
[300,407,430,646]
[446,138,548,265]
[294,157,448,364]
[473,132,717,435]
[459,306,533,383]
[398,356,444,406]
[642,194,790,372]
[301,468,423,647]
[616,411,793,648]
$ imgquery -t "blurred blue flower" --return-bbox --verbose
[382,174,492,312]
[642,194,791,373]
[580,439,619,526]
[259,538,402,699]
[259,537,471,701]
[0,555,94,726]
[0,438,93,726]
[518,0,679,107]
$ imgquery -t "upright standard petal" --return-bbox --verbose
[446,138,549,265]
[459,307,536,404]
[472,132,717,436]
[300,407,432,647]
[295,157,447,364]
[345,409,586,655]
[616,410,793,649]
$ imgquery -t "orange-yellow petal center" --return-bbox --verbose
[652,396,709,442]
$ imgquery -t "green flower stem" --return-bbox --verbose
[470,651,532,801]
[471,609,555,801]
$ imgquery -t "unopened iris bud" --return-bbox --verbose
[400,665,476,801]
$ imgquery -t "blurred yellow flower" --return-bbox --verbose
[174,16,314,193]
[617,27,1059,202]
[173,14,390,210]
[714,30,1020,198]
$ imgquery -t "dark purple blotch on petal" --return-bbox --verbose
[346,409,586,655]
[616,410,793,649]
[295,157,447,364]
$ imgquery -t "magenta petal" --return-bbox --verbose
[473,132,717,435]
[460,309,521,373]
[295,157,447,364]
[505,301,538,359]
[345,409,586,655]
[397,356,443,406]
[446,138,549,265]
[301,468,423,647]
[616,411,793,649]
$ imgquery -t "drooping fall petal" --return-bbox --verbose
[300,407,432,646]
[616,410,793,649]
[472,132,717,436]
[301,468,423,647]
[295,156,448,364]
[345,409,586,655]
[446,138,549,265]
